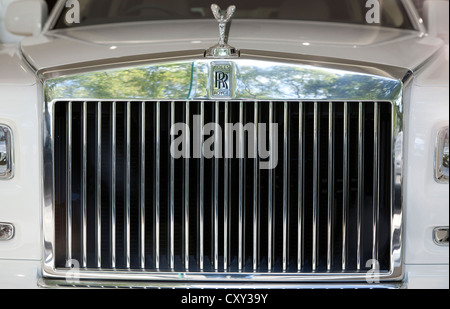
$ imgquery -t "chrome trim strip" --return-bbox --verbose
[238,101,244,271]
[312,102,319,272]
[82,102,87,268]
[38,278,404,289]
[184,102,190,271]
[42,267,401,282]
[372,103,380,262]
[66,102,72,264]
[214,101,220,271]
[253,101,259,272]
[224,101,230,271]
[282,101,289,272]
[199,101,205,271]
[125,102,131,269]
[140,102,146,270]
[327,102,334,272]
[297,102,303,272]
[342,102,349,271]
[357,102,364,271]
[96,102,102,268]
[267,101,274,271]
[169,101,175,270]
[154,101,161,270]
[110,102,117,269]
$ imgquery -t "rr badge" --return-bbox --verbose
[211,62,233,99]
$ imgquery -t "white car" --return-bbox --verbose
[0,0,448,289]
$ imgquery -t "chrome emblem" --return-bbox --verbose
[205,4,239,58]
[211,62,233,98]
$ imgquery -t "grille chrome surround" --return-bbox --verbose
[43,52,405,283]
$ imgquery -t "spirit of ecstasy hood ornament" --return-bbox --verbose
[205,4,239,58]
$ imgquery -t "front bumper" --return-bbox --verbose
[0,260,447,289]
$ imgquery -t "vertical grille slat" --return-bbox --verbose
[139,102,146,270]
[184,102,190,271]
[224,101,229,271]
[53,100,393,277]
[81,102,88,269]
[327,102,334,272]
[96,102,102,268]
[125,102,131,269]
[297,102,304,272]
[267,101,274,272]
[282,101,289,272]
[372,102,380,264]
[198,101,205,271]
[169,101,175,270]
[357,102,364,271]
[342,102,349,271]
[312,102,319,272]
[66,102,73,265]
[154,101,160,270]
[253,101,259,272]
[110,102,117,269]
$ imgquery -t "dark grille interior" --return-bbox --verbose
[52,100,392,275]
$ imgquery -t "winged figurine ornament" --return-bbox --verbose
[205,4,239,58]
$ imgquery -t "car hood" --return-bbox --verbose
[21,19,444,73]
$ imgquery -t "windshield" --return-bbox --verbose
[54,0,415,30]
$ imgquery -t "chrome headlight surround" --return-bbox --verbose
[0,125,14,180]
[435,126,449,183]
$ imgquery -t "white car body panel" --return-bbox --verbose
[0,0,448,289]
[404,45,449,265]
[22,20,444,71]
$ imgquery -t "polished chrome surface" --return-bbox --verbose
[357,102,364,271]
[267,101,274,271]
[205,4,239,58]
[0,125,14,180]
[42,52,406,283]
[238,101,244,271]
[184,101,190,271]
[96,103,102,268]
[327,103,334,272]
[224,101,229,271]
[66,102,72,263]
[140,102,146,269]
[0,223,15,241]
[155,101,161,269]
[38,278,404,289]
[372,103,380,262]
[125,102,131,269]
[282,101,289,272]
[81,102,87,268]
[110,102,117,269]
[342,102,349,271]
[253,101,259,272]
[169,101,175,270]
[435,127,449,183]
[433,227,449,246]
[297,102,304,271]
[43,54,405,102]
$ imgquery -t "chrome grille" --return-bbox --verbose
[51,100,393,277]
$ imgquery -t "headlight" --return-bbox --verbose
[0,125,13,180]
[435,126,449,183]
